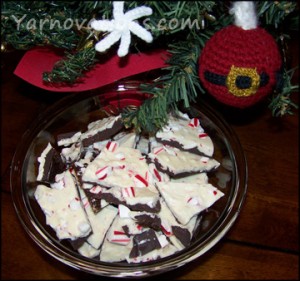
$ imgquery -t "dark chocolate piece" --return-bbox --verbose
[129,229,161,258]
[68,236,88,250]
[133,214,161,231]
[128,201,161,213]
[83,188,105,213]
[122,225,130,237]
[171,226,191,248]
[98,192,121,206]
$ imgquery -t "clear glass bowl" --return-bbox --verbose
[10,79,247,278]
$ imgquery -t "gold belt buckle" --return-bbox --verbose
[226,66,260,97]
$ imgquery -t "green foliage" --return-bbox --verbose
[268,67,299,117]
[122,36,203,133]
[43,46,97,85]
[1,1,299,132]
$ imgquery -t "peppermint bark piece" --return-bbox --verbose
[158,198,197,250]
[128,199,198,250]
[77,187,118,249]
[99,215,140,262]
[80,115,123,147]
[36,142,65,183]
[148,144,220,178]
[156,113,214,157]
[156,182,224,225]
[73,139,109,179]
[34,170,91,241]
[82,142,151,189]
[81,183,109,213]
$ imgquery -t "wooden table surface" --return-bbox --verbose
[1,35,299,280]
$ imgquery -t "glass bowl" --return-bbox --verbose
[10,79,247,278]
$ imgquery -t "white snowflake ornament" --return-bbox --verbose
[91,1,153,57]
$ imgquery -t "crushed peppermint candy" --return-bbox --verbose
[34,110,224,264]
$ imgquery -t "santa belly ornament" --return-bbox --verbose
[198,1,282,108]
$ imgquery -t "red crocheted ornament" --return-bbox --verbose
[198,25,282,108]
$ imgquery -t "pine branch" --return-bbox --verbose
[256,1,298,28]
[122,35,202,133]
[268,67,299,117]
[43,46,97,84]
[1,1,299,130]
[1,1,82,50]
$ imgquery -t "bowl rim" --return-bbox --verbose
[10,79,248,278]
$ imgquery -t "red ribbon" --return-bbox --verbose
[14,47,169,92]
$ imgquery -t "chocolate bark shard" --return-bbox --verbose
[80,115,124,147]
[148,144,220,178]
[157,198,197,250]
[156,138,213,158]
[128,200,161,213]
[37,143,66,183]
[156,113,214,157]
[34,109,224,264]
[81,144,150,188]
[77,186,118,250]
[129,229,161,258]
[99,215,139,262]
[34,170,92,241]
[156,181,224,225]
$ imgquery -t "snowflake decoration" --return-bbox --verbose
[91,1,153,57]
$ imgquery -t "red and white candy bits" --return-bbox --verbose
[35,110,224,263]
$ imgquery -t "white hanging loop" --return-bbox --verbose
[229,1,258,30]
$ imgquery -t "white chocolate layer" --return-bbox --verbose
[34,170,91,240]
[78,187,118,249]
[81,115,122,142]
[148,144,220,176]
[82,144,151,189]
[36,142,52,181]
[156,182,224,225]
[156,114,214,156]
[35,110,225,264]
